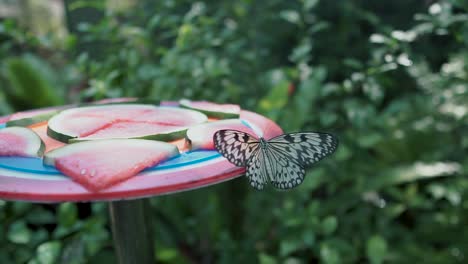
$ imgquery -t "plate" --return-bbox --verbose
[0,109,282,202]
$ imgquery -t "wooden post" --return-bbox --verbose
[109,199,154,264]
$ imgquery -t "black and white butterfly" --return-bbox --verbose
[213,130,338,190]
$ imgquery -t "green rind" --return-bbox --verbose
[47,125,75,143]
[179,99,240,119]
[68,128,188,143]
[6,111,59,127]
[37,139,46,157]
[43,139,180,167]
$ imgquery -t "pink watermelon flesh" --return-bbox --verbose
[130,107,205,126]
[189,101,240,113]
[0,115,9,123]
[185,119,257,150]
[48,105,207,142]
[63,116,116,137]
[180,99,240,118]
[0,133,29,156]
[8,108,58,121]
[44,139,179,191]
[0,127,44,157]
[78,122,182,140]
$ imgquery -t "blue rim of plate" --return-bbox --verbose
[0,151,222,176]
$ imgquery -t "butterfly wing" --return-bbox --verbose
[213,130,260,167]
[268,132,338,167]
[214,130,338,190]
[246,150,269,190]
[263,146,306,190]
[214,130,267,190]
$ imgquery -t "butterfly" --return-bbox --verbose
[213,130,338,190]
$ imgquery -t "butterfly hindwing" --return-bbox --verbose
[268,132,338,167]
[264,146,305,189]
[246,150,268,190]
[213,130,259,167]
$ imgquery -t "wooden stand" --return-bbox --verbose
[109,199,154,264]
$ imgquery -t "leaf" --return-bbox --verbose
[320,243,341,264]
[3,55,63,109]
[279,10,301,24]
[280,239,302,257]
[302,0,319,10]
[366,236,387,264]
[365,162,462,191]
[26,208,56,225]
[59,237,86,264]
[58,203,78,228]
[321,216,338,235]
[289,40,312,63]
[156,247,178,262]
[8,220,32,244]
[258,69,291,120]
[259,253,277,264]
[37,241,62,264]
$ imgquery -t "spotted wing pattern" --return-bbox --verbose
[213,130,259,167]
[268,132,338,167]
[264,146,306,189]
[246,150,268,190]
[213,130,338,190]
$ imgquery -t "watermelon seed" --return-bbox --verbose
[90,169,96,177]
[80,169,87,175]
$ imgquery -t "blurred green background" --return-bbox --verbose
[1,0,468,263]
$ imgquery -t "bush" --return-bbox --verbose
[0,0,467,263]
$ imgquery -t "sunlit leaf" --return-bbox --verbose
[366,236,387,264]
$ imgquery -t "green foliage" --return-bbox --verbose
[3,55,63,109]
[1,0,468,263]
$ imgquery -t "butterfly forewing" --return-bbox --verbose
[213,130,260,167]
[268,132,338,167]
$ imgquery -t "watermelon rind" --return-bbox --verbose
[6,111,59,127]
[68,127,188,143]
[0,126,45,157]
[179,99,240,119]
[43,139,180,167]
[47,104,208,143]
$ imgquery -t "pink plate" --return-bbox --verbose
[0,109,282,202]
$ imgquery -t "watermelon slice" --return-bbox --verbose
[179,99,240,119]
[0,127,45,157]
[47,104,207,143]
[6,108,60,127]
[0,115,9,124]
[70,122,186,142]
[44,139,179,191]
[185,119,256,150]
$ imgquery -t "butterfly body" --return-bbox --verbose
[214,130,338,190]
[258,138,268,150]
